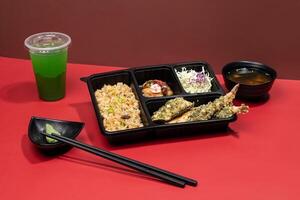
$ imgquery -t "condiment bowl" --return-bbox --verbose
[222,61,277,100]
[28,116,84,153]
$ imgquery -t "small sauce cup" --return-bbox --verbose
[28,116,84,154]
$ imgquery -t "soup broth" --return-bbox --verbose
[227,68,272,86]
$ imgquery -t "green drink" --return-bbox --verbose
[25,32,71,101]
[30,49,67,100]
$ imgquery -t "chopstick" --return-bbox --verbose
[49,133,197,186]
[42,132,197,188]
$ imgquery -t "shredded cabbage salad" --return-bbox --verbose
[175,67,213,93]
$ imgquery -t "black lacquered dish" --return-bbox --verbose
[222,61,277,100]
[81,61,237,144]
[28,116,85,153]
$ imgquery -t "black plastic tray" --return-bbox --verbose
[81,61,236,144]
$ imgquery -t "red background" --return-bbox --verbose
[1,0,300,79]
[1,57,300,199]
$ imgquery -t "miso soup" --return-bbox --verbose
[227,68,272,86]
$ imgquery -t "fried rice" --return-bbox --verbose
[94,82,143,132]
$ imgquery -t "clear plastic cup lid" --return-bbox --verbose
[24,32,71,52]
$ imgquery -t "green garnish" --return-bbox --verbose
[45,123,61,143]
[115,96,125,104]
[120,121,126,127]
[107,106,114,114]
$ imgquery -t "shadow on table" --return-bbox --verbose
[21,133,177,186]
[220,83,270,108]
[69,102,109,147]
[70,102,239,151]
[233,93,271,108]
[21,134,56,164]
[108,128,239,150]
[0,81,38,103]
[58,155,162,183]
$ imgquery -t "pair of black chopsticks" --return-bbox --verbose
[41,132,197,188]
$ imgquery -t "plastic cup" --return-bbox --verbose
[24,32,71,101]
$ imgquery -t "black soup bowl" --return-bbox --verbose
[222,61,277,100]
[28,116,84,154]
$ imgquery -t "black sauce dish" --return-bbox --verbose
[222,61,277,101]
[28,116,84,154]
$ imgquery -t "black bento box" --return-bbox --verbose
[81,61,237,144]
